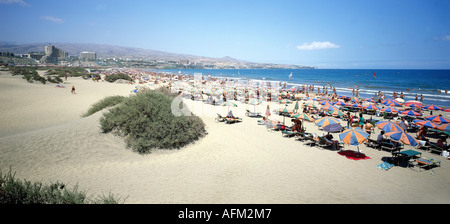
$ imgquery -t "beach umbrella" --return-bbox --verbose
[384,130,419,147]
[365,98,376,103]
[382,99,394,105]
[444,108,450,112]
[339,127,369,152]
[423,105,443,111]
[413,119,438,129]
[405,102,422,109]
[323,123,343,132]
[400,110,422,117]
[437,123,450,132]
[425,115,450,124]
[320,100,331,105]
[221,101,237,114]
[380,107,399,113]
[350,103,362,108]
[364,104,380,110]
[321,104,339,111]
[293,113,315,122]
[329,110,344,117]
[248,98,262,113]
[395,98,405,103]
[304,102,317,108]
[294,100,300,112]
[279,108,293,124]
[315,117,340,127]
[279,99,293,105]
[333,101,347,106]
[376,120,404,132]
[385,100,402,107]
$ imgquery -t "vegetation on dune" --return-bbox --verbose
[0,169,124,204]
[82,95,127,117]
[104,73,133,83]
[100,87,206,154]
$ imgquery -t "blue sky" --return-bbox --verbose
[1,0,449,69]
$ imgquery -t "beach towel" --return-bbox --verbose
[377,162,394,171]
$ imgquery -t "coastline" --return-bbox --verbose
[1,70,450,204]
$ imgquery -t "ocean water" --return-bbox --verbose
[155,69,450,108]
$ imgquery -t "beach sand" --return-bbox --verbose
[1,70,449,204]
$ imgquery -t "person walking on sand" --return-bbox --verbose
[71,86,76,94]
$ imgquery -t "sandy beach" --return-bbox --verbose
[1,70,449,204]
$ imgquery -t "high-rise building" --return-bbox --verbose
[80,52,97,61]
[40,45,68,64]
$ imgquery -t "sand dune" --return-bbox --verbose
[1,71,449,204]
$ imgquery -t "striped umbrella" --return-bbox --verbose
[400,110,422,117]
[315,117,340,127]
[365,98,376,103]
[321,104,339,111]
[380,107,399,113]
[350,103,362,108]
[305,102,317,108]
[413,119,438,129]
[376,120,404,132]
[423,105,443,111]
[278,108,294,115]
[248,99,261,113]
[385,100,402,107]
[329,110,345,117]
[405,102,422,109]
[222,101,237,113]
[437,123,450,132]
[339,127,369,152]
[279,99,293,104]
[444,108,450,112]
[333,101,347,106]
[425,115,450,124]
[364,104,380,110]
[385,130,419,146]
[294,100,300,111]
[293,113,315,122]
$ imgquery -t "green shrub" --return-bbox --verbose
[82,95,127,117]
[104,73,133,83]
[0,169,123,204]
[100,89,206,154]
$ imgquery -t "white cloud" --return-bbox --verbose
[296,41,340,50]
[443,35,450,42]
[40,16,64,24]
[0,0,29,6]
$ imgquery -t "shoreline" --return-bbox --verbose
[1,69,450,204]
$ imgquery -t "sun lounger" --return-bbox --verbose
[215,113,226,122]
[225,117,242,124]
[428,142,444,155]
[282,130,297,138]
[380,141,402,153]
[366,138,381,149]
[295,132,311,141]
[303,135,319,147]
[245,110,262,118]
[415,157,441,170]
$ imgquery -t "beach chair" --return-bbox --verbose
[245,110,262,118]
[380,141,401,153]
[366,138,381,149]
[215,113,226,122]
[303,135,319,147]
[295,132,310,141]
[225,117,242,124]
[428,142,444,155]
[414,157,441,170]
[282,130,297,138]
